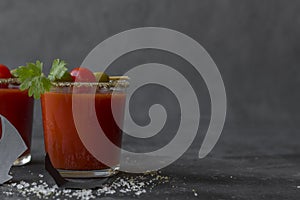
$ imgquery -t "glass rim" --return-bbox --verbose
[0,78,129,88]
[0,78,20,84]
[52,79,129,88]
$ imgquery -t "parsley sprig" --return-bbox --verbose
[12,59,68,99]
[48,59,68,82]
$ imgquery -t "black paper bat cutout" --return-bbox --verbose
[0,114,27,184]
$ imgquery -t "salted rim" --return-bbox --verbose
[52,80,129,88]
[0,78,129,88]
[0,78,20,84]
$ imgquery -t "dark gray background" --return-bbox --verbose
[1,1,300,199]
[0,0,299,144]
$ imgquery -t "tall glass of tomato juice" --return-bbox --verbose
[0,79,34,166]
[41,80,127,178]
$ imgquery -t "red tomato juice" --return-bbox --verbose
[0,88,34,156]
[41,90,126,170]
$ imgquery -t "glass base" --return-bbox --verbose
[13,153,31,166]
[57,165,120,178]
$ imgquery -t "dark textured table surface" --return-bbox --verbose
[1,125,300,200]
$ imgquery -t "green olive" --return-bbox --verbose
[94,72,109,82]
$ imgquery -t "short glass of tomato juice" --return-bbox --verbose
[0,79,34,166]
[41,80,128,178]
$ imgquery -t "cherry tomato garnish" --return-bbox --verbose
[70,67,96,82]
[0,64,12,88]
[0,64,12,79]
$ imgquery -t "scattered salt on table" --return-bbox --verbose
[4,172,169,199]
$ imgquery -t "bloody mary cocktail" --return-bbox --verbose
[41,83,127,178]
[0,83,34,166]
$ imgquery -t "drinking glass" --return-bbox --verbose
[41,80,128,178]
[0,78,34,166]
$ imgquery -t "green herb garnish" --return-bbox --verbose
[12,59,68,99]
[48,59,68,82]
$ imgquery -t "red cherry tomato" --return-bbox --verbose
[70,67,96,82]
[0,64,12,79]
[0,64,12,88]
